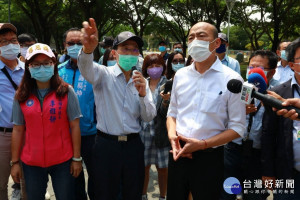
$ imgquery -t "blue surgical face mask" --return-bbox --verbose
[280,50,287,61]
[100,47,106,54]
[0,44,20,60]
[29,65,54,82]
[174,48,182,53]
[172,63,184,72]
[216,44,226,54]
[67,44,83,59]
[159,46,166,52]
[107,60,117,67]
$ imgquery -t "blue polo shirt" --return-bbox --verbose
[0,59,24,128]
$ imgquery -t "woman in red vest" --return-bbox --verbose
[10,43,82,200]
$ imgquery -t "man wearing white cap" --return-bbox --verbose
[0,23,23,200]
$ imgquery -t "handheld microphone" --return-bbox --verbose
[248,73,267,93]
[248,68,268,85]
[131,66,140,83]
[227,79,300,119]
[163,80,173,94]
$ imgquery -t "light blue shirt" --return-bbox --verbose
[0,59,24,128]
[291,76,300,171]
[273,61,293,83]
[231,78,280,148]
[221,54,241,74]
[77,50,156,135]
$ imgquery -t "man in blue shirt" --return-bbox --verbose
[78,18,156,200]
[0,23,24,200]
[58,27,97,200]
[158,41,169,61]
[221,50,279,200]
[216,33,241,74]
[273,41,293,83]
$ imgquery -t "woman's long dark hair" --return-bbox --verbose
[15,56,69,102]
[166,52,185,79]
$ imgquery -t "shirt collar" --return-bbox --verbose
[65,59,78,69]
[189,57,223,75]
[291,75,299,88]
[222,54,229,62]
[112,63,123,77]
[0,58,24,71]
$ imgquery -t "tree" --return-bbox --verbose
[231,0,266,50]
[257,0,300,51]
[109,0,158,38]
[13,0,63,44]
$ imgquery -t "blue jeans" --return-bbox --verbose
[22,160,75,200]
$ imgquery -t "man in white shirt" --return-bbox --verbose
[273,41,293,83]
[166,22,246,200]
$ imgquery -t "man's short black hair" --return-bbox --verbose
[277,40,290,50]
[18,33,37,44]
[286,37,300,62]
[249,50,278,69]
[173,42,182,48]
[63,27,81,43]
[0,28,15,36]
[159,41,167,46]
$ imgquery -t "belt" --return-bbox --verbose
[0,127,13,133]
[97,130,139,142]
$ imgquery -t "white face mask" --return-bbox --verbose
[188,39,216,62]
[20,47,28,58]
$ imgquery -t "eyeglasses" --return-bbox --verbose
[119,47,139,54]
[29,61,54,69]
[172,59,185,64]
[0,38,18,46]
[66,42,82,46]
[248,66,271,70]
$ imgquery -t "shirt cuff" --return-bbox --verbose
[228,123,246,138]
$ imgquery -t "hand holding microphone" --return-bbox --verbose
[131,66,146,97]
[227,78,300,119]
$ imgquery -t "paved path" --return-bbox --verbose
[8,165,160,200]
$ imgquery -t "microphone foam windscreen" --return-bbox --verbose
[248,73,267,93]
[248,68,268,85]
[227,79,243,94]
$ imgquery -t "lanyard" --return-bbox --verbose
[245,102,261,140]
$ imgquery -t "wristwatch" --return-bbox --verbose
[72,156,82,162]
[10,160,19,167]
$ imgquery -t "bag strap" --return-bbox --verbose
[1,67,18,90]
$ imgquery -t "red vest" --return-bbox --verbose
[20,92,73,167]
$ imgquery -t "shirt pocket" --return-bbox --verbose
[200,92,221,113]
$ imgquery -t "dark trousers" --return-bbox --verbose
[75,134,96,200]
[167,146,224,200]
[91,134,145,200]
[221,142,243,200]
[22,160,75,200]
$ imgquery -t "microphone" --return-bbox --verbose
[227,79,300,119]
[131,66,140,83]
[248,73,267,93]
[248,68,268,85]
[163,80,173,94]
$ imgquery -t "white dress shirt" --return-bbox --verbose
[77,50,156,135]
[167,58,246,142]
[273,61,293,83]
